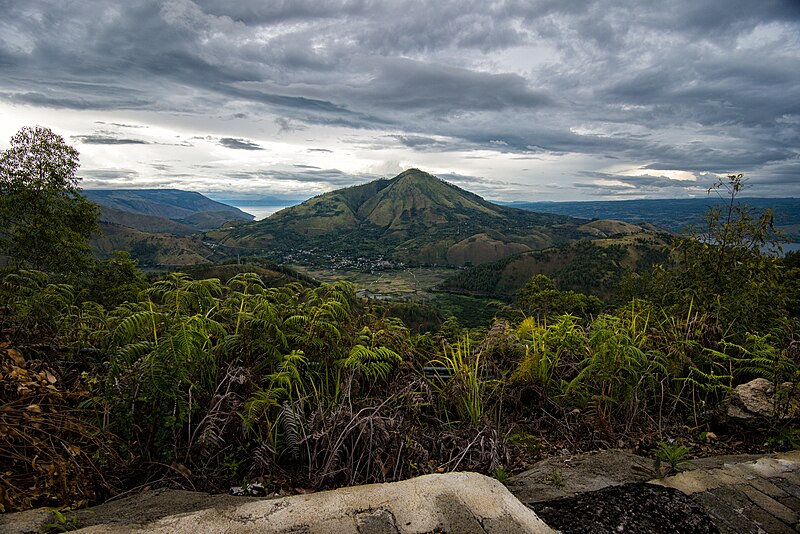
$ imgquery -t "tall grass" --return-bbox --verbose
[428,337,498,425]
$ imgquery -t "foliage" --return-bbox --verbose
[516,274,603,321]
[0,344,124,512]
[0,126,98,275]
[652,174,786,335]
[566,302,668,432]
[546,468,565,488]
[654,440,693,474]
[1,176,798,511]
[44,509,82,532]
[86,251,148,307]
[343,325,403,381]
[492,466,510,485]
[428,337,499,425]
[513,314,586,394]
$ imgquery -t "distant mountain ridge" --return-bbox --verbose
[211,169,634,267]
[502,197,800,242]
[84,189,254,229]
[84,189,253,267]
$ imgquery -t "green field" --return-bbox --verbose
[292,265,501,326]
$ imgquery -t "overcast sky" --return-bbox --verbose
[1,0,798,202]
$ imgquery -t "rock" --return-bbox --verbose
[0,507,53,534]
[509,449,657,505]
[70,473,554,533]
[723,378,799,423]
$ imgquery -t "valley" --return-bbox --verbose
[3,153,799,523]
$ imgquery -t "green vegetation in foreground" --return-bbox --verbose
[1,129,799,514]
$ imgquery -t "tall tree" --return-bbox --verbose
[0,126,98,274]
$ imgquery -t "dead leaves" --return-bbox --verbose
[0,344,125,512]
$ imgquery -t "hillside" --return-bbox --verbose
[85,189,254,267]
[84,189,254,231]
[211,169,597,267]
[439,232,670,300]
[96,205,197,236]
[92,222,215,267]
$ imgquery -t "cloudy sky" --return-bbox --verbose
[1,0,799,203]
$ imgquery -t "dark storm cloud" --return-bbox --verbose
[218,137,264,150]
[389,135,464,152]
[353,58,552,113]
[81,169,140,181]
[1,0,799,197]
[225,167,373,186]
[73,135,149,145]
[581,172,701,189]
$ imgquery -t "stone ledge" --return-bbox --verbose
[68,473,554,534]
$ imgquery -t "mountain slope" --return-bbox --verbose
[93,222,215,267]
[439,232,671,300]
[85,189,252,267]
[84,189,253,231]
[213,169,596,266]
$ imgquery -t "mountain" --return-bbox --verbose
[84,189,254,231]
[211,169,605,266]
[84,189,252,267]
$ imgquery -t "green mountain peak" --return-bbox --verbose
[217,169,590,266]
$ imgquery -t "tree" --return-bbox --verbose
[0,126,98,274]
[516,274,603,320]
[655,174,785,333]
[87,251,148,307]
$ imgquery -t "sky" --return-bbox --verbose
[1,0,799,203]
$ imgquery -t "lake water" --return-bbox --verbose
[228,205,293,221]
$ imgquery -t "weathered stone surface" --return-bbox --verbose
[652,451,800,534]
[67,473,554,534]
[5,451,800,534]
[355,509,398,534]
[509,449,656,504]
[0,508,52,534]
[692,488,762,534]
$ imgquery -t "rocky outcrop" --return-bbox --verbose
[723,378,799,423]
[4,452,800,534]
[509,449,657,504]
[65,473,553,534]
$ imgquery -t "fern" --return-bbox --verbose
[343,344,401,381]
[279,401,302,460]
